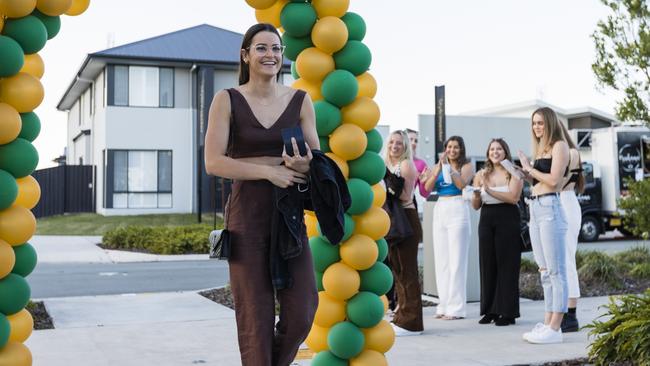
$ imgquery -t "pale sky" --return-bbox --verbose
[33,0,617,168]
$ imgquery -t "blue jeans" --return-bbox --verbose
[529,194,568,313]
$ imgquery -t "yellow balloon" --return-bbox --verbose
[325,152,348,179]
[341,97,381,132]
[36,0,72,16]
[0,16,4,31]
[7,309,33,343]
[0,239,16,278]
[351,350,388,366]
[380,295,389,313]
[361,320,395,353]
[296,47,335,83]
[305,323,329,353]
[311,16,348,54]
[0,72,45,113]
[340,234,378,270]
[353,206,390,240]
[20,53,44,79]
[305,212,319,238]
[292,78,323,101]
[329,124,367,161]
[15,175,41,209]
[255,0,287,28]
[0,342,32,366]
[313,291,346,328]
[0,205,36,245]
[246,0,276,10]
[312,0,349,18]
[371,183,386,208]
[356,72,377,99]
[323,262,360,301]
[0,0,36,18]
[0,102,21,145]
[64,0,89,15]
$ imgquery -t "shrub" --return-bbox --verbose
[618,179,650,239]
[520,258,537,274]
[578,251,622,288]
[102,224,214,254]
[613,246,650,266]
[586,290,650,366]
[630,263,650,280]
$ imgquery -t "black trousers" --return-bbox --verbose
[478,203,521,319]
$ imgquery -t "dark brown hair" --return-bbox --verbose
[445,135,469,169]
[238,23,283,85]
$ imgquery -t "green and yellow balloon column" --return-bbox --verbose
[0,0,90,364]
[246,1,394,364]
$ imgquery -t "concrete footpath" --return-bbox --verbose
[26,291,610,366]
[24,235,628,365]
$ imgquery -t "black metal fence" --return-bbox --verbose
[32,165,95,218]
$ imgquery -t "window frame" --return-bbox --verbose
[107,64,174,108]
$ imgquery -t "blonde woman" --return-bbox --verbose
[424,136,474,320]
[517,107,570,344]
[383,130,424,336]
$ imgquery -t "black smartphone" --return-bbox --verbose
[281,126,308,156]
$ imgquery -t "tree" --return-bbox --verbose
[593,0,650,124]
[618,178,650,239]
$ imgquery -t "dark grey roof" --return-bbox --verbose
[92,24,244,64]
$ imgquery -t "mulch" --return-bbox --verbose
[27,301,54,330]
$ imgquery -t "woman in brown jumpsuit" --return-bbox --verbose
[204,23,319,366]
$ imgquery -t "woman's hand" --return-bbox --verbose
[419,167,430,182]
[266,165,308,188]
[517,150,532,172]
[283,139,313,174]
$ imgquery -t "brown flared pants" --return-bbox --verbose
[227,180,318,366]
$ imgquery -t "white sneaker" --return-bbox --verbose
[391,323,422,337]
[525,326,563,344]
[522,322,547,341]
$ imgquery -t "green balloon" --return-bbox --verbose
[0,138,39,178]
[283,32,313,62]
[366,129,383,153]
[12,243,38,277]
[322,70,358,108]
[347,291,385,328]
[318,136,330,153]
[32,10,61,40]
[334,40,372,76]
[327,321,365,359]
[346,178,373,215]
[341,12,366,41]
[376,238,388,262]
[349,151,385,186]
[309,236,341,272]
[2,15,48,54]
[0,169,18,210]
[312,351,347,366]
[0,274,31,315]
[359,262,393,296]
[0,35,24,77]
[0,314,9,349]
[318,213,355,244]
[314,100,341,137]
[290,61,300,79]
[19,112,41,142]
[315,270,324,291]
[280,3,317,37]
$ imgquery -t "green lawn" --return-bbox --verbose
[35,213,221,235]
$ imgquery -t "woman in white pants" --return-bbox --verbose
[559,123,584,332]
[423,136,474,320]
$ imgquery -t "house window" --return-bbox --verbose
[109,65,174,108]
[108,150,172,209]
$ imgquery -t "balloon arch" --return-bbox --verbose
[0,0,393,364]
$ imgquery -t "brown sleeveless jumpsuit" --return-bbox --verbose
[225,88,318,366]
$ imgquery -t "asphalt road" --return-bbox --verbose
[29,260,229,298]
